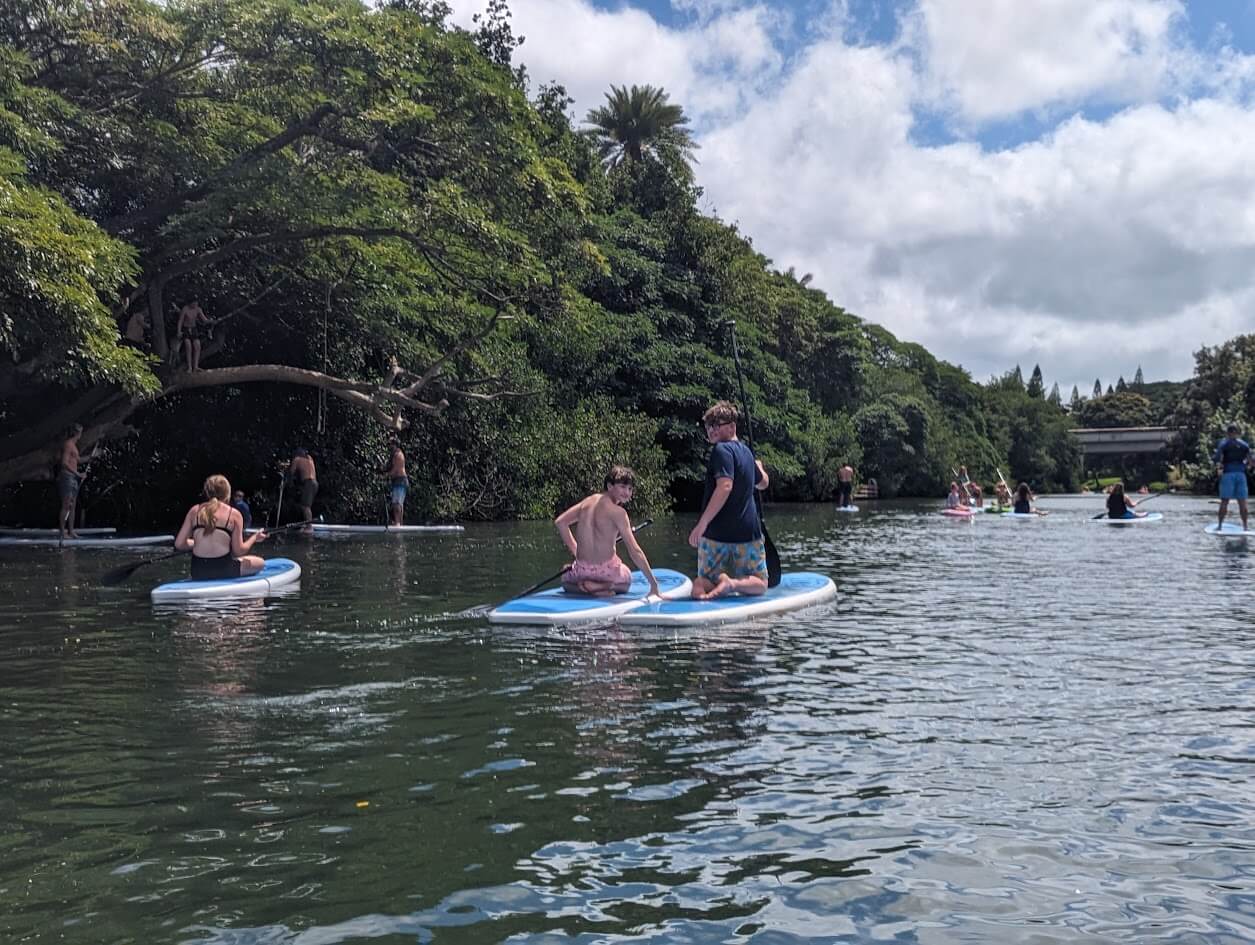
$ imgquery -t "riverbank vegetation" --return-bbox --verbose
[5,0,1233,527]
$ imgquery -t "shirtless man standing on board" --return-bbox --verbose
[58,424,86,539]
[554,465,661,597]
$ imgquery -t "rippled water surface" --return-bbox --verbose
[2,497,1252,944]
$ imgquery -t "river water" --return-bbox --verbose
[1,497,1251,944]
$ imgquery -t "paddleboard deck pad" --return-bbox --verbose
[489,568,692,625]
[0,534,173,547]
[1205,523,1255,537]
[151,557,301,600]
[1094,512,1164,525]
[617,572,835,627]
[311,524,464,534]
[0,526,116,536]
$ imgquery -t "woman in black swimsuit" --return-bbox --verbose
[175,475,268,578]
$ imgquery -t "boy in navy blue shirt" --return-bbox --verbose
[688,401,769,599]
[1213,423,1252,530]
[231,489,253,530]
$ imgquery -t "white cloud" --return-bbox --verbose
[908,0,1188,124]
[448,0,785,123]
[445,0,1255,388]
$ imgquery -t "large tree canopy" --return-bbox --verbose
[3,0,1084,525]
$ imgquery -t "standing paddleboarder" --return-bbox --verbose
[1213,423,1252,531]
[689,401,769,600]
[287,448,317,531]
[57,424,86,539]
[836,463,855,508]
[383,436,408,527]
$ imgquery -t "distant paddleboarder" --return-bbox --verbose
[836,463,855,508]
[175,475,268,578]
[945,482,963,509]
[287,448,317,529]
[57,424,86,539]
[554,465,660,597]
[689,401,769,600]
[383,436,408,526]
[1106,482,1145,520]
[1213,423,1252,531]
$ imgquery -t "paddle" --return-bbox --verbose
[727,321,782,588]
[101,518,313,586]
[272,465,287,529]
[951,467,976,507]
[505,518,653,602]
[1092,492,1160,519]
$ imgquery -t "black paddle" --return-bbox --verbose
[727,321,782,588]
[505,519,653,603]
[1091,492,1160,519]
[101,518,313,586]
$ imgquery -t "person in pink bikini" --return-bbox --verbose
[554,466,662,597]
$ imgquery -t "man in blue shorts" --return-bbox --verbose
[1214,423,1252,530]
[688,400,770,600]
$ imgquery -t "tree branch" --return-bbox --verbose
[104,102,343,235]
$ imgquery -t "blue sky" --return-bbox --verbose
[451,0,1255,391]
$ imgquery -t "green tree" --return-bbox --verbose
[1133,365,1144,388]
[1069,385,1082,412]
[1093,379,1103,399]
[1047,382,1061,405]
[1078,392,1154,428]
[584,84,696,171]
[1027,364,1045,398]
[1116,375,1127,392]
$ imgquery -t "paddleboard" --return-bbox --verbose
[834,505,860,513]
[1002,512,1046,519]
[619,572,837,627]
[940,508,975,518]
[310,523,465,534]
[151,557,301,600]
[1205,522,1255,537]
[0,534,174,547]
[0,526,116,536]
[1093,512,1164,525]
[488,568,692,625]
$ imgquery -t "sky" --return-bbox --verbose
[447,0,1255,394]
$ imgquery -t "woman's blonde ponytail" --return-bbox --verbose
[198,475,231,531]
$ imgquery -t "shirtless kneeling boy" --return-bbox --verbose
[555,466,661,598]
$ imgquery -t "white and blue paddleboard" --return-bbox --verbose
[1205,522,1255,538]
[488,568,692,625]
[1002,512,1047,519]
[151,557,301,601]
[0,526,116,537]
[0,533,173,547]
[311,523,464,535]
[835,506,860,513]
[618,572,837,627]
[1094,512,1164,526]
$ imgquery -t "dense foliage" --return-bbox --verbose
[1169,335,1255,490]
[2,0,1086,528]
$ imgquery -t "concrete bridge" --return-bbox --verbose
[1069,426,1178,456]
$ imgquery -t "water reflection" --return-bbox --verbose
[1,500,1252,944]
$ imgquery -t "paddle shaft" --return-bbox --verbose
[727,321,782,588]
[508,518,653,602]
[1092,492,1160,519]
[273,468,287,529]
[102,519,311,585]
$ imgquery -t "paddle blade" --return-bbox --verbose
[101,558,151,586]
[763,526,782,588]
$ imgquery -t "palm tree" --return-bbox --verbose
[584,84,697,169]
